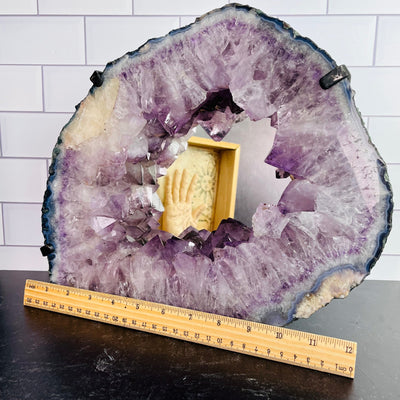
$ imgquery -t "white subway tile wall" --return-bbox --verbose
[0,66,42,111]
[3,203,43,246]
[38,0,133,15]
[85,16,180,65]
[0,159,47,202]
[134,0,229,16]
[0,205,4,245]
[0,16,85,64]
[0,246,48,270]
[350,67,400,116]
[0,1,398,280]
[282,16,377,66]
[43,66,104,112]
[375,16,400,66]
[328,0,400,15]
[0,113,71,157]
[369,117,400,163]
[0,0,37,15]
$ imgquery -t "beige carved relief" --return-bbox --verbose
[157,142,220,235]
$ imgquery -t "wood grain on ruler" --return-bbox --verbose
[24,279,356,378]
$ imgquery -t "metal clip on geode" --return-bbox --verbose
[319,65,351,90]
[41,4,392,326]
[90,70,104,88]
[40,243,55,257]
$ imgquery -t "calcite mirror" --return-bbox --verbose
[41,4,392,326]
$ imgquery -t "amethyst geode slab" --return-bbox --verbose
[42,4,392,326]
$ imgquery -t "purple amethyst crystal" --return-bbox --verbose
[42,4,392,325]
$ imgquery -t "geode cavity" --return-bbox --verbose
[42,4,392,326]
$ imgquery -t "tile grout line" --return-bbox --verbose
[3,63,400,69]
[46,159,51,178]
[363,115,400,118]
[365,116,370,130]
[0,118,3,157]
[0,156,51,162]
[0,13,202,18]
[0,111,73,116]
[0,64,105,67]
[83,16,88,65]
[0,244,42,248]
[7,13,400,18]
[41,65,45,112]
[1,203,6,246]
[1,10,400,17]
[1,201,44,205]
[372,16,380,66]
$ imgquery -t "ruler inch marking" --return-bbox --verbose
[23,279,356,378]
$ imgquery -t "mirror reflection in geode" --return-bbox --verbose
[41,4,392,326]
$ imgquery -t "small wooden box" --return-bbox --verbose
[157,136,240,232]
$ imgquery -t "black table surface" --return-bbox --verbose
[1,270,399,400]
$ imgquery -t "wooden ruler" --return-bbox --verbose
[24,279,356,378]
